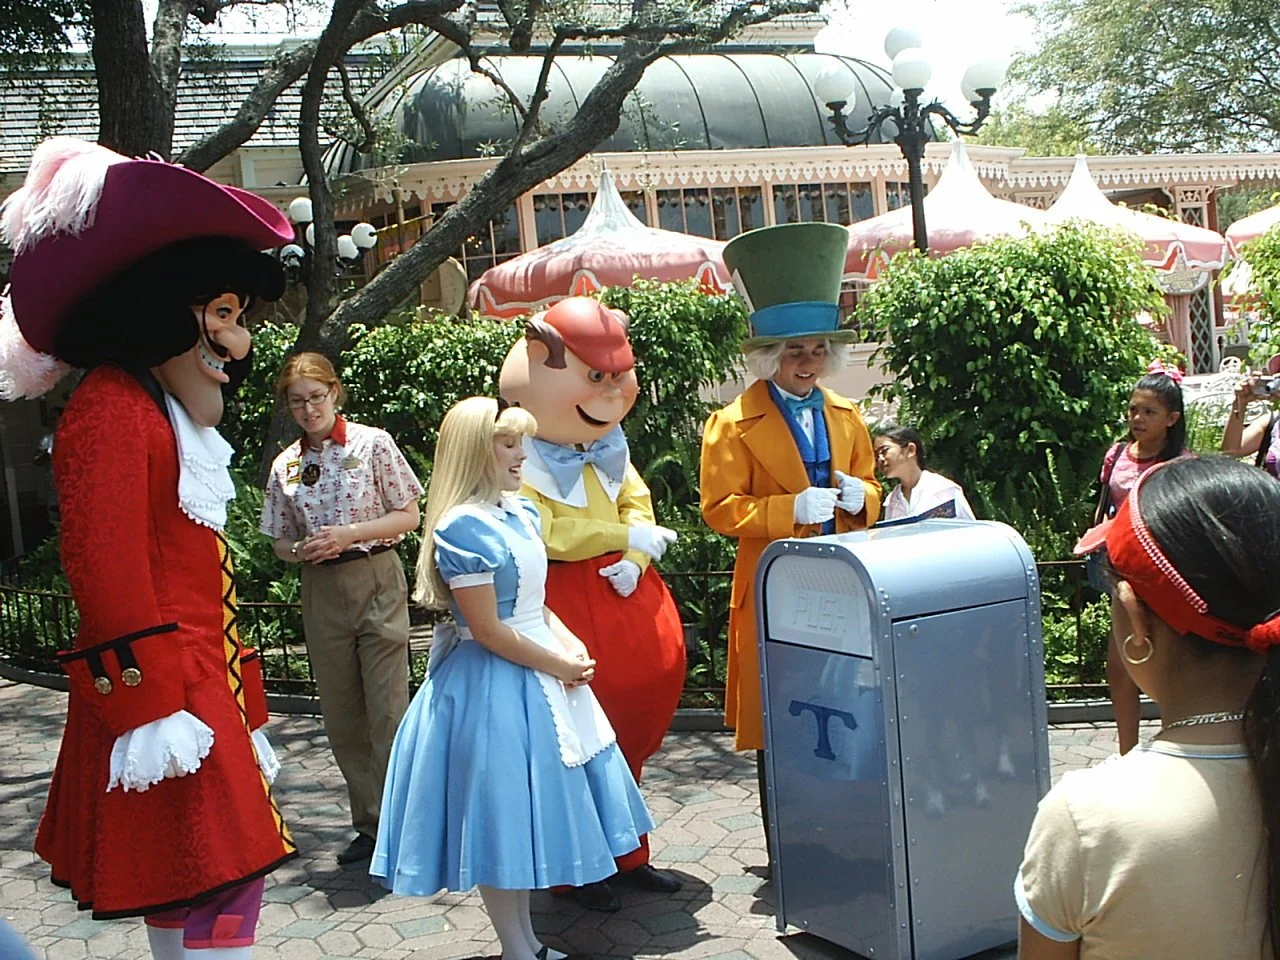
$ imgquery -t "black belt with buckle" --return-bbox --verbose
[321,543,394,567]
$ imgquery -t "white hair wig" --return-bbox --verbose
[743,338,855,382]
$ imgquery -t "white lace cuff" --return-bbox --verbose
[250,728,281,784]
[107,710,214,793]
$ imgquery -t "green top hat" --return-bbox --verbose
[722,221,856,349]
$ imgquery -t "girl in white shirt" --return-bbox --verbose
[873,424,975,521]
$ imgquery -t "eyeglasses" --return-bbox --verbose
[287,391,331,410]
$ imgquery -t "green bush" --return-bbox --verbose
[1238,223,1280,361]
[859,222,1168,546]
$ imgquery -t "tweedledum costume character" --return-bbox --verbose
[499,297,686,912]
[0,138,296,959]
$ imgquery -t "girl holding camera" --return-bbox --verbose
[1220,355,1280,478]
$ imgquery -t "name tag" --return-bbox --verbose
[285,459,302,485]
[342,455,362,471]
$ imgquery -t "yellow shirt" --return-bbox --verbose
[520,461,656,570]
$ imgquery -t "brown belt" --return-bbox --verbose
[320,543,394,567]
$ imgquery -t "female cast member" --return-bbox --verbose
[372,397,652,960]
[1018,456,1280,959]
[1220,355,1280,478]
[260,352,422,865]
[873,424,975,521]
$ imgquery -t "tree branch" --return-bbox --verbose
[423,13,530,122]
[334,59,377,153]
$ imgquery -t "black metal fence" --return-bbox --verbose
[0,561,1104,703]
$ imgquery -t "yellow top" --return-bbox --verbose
[520,462,655,570]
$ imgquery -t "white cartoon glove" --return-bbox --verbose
[627,524,678,561]
[793,486,839,525]
[599,559,642,598]
[834,471,866,515]
[250,728,282,784]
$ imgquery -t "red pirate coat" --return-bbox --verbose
[35,366,295,919]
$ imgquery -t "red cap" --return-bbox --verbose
[540,297,634,373]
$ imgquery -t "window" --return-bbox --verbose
[532,190,649,246]
[433,201,521,282]
[711,187,763,240]
[774,183,874,225]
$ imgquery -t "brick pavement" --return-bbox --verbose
[0,681,1152,960]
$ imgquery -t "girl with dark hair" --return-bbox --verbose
[1019,456,1280,959]
[872,424,975,521]
[1086,361,1189,754]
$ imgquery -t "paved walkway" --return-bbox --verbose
[0,681,1145,960]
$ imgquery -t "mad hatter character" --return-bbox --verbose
[0,138,296,958]
[699,222,880,859]
[499,297,686,912]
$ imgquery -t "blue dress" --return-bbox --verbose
[371,495,654,894]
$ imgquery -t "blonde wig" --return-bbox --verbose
[414,397,538,608]
[743,338,854,383]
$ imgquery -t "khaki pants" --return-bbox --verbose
[301,548,411,838]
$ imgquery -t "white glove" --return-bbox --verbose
[251,728,282,784]
[794,486,839,525]
[834,470,866,515]
[599,559,642,597]
[107,710,214,794]
[627,524,678,561]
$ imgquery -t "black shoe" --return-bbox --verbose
[556,879,621,912]
[336,833,375,865]
[615,864,683,893]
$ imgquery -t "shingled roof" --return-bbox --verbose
[0,45,382,180]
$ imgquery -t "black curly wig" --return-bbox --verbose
[53,236,285,377]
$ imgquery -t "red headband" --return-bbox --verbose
[1100,467,1280,654]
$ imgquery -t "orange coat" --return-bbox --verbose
[699,380,881,750]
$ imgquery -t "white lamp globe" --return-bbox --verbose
[815,66,856,106]
[351,222,378,249]
[880,116,900,139]
[962,59,1006,97]
[884,26,923,61]
[304,223,316,247]
[279,243,304,266]
[287,197,313,224]
[892,48,932,92]
[961,80,980,104]
[337,235,359,260]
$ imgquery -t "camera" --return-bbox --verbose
[1251,376,1280,398]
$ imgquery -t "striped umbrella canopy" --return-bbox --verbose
[1226,201,1280,258]
[844,140,1046,279]
[469,170,731,318]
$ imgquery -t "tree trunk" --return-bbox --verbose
[91,0,171,157]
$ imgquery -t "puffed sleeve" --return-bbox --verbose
[515,496,543,535]
[433,509,508,589]
[1015,780,1085,944]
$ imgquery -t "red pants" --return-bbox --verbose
[546,553,686,871]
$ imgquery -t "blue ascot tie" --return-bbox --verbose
[780,388,825,417]
[530,426,630,499]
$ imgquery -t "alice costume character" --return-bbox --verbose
[371,495,653,894]
[499,298,685,888]
[0,138,295,953]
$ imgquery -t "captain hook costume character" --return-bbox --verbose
[0,138,296,959]
[498,297,686,912]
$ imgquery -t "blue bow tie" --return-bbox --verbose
[780,389,824,417]
[530,426,630,498]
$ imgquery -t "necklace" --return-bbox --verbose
[1163,710,1245,730]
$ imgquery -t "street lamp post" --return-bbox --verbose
[283,196,378,275]
[815,29,1005,253]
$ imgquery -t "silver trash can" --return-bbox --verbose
[757,518,1050,960]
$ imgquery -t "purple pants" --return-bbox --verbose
[144,878,264,949]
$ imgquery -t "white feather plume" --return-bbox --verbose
[0,292,70,400]
[1,137,128,256]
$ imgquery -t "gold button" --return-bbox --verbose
[121,667,142,687]
[94,676,113,696]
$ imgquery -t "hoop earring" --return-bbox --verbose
[1122,633,1154,666]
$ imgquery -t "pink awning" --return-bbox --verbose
[1044,157,1227,272]
[845,141,1045,279]
[1226,202,1280,258]
[469,171,731,318]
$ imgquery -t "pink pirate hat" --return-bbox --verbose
[0,137,294,398]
